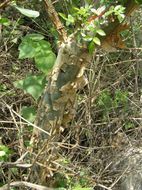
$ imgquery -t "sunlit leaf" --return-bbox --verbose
[0,151,6,157]
[18,34,51,59]
[93,37,101,45]
[14,6,40,18]
[59,13,67,20]
[0,18,10,26]
[35,51,56,74]
[96,29,106,36]
[24,33,44,41]
[18,39,37,59]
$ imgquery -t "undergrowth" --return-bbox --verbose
[0,3,142,190]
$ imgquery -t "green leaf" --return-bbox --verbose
[21,106,36,123]
[0,18,10,26]
[135,0,142,4]
[24,33,45,41]
[13,79,24,89]
[14,74,46,100]
[88,41,95,54]
[59,13,67,20]
[0,151,6,157]
[14,6,40,18]
[0,145,10,161]
[18,34,51,59]
[93,37,101,45]
[66,14,75,25]
[35,51,56,74]
[18,39,37,59]
[96,29,106,36]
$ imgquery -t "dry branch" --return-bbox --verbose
[0,181,56,190]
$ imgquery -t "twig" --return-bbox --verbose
[3,101,51,136]
[110,166,129,189]
[0,162,32,169]
[0,152,31,169]
[0,0,11,9]
[0,181,56,190]
[97,184,112,190]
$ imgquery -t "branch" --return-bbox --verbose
[0,0,11,9]
[0,161,32,169]
[0,181,56,190]
[44,0,67,42]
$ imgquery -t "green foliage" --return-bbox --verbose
[100,0,127,6]
[98,90,112,110]
[113,90,128,109]
[0,17,10,26]
[18,33,56,74]
[15,33,56,100]
[14,33,56,126]
[104,5,125,22]
[59,13,75,26]
[135,0,142,4]
[93,37,101,45]
[0,84,7,92]
[14,74,46,100]
[21,106,36,123]
[124,121,135,130]
[97,89,129,117]
[59,5,92,27]
[0,145,11,161]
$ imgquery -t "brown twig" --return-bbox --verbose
[0,0,11,9]
[0,181,55,190]
[44,0,67,42]
[0,162,32,169]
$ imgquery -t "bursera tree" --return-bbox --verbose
[0,0,141,189]
[29,0,141,185]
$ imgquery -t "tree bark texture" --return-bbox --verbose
[29,0,140,184]
[29,38,91,183]
[33,38,91,139]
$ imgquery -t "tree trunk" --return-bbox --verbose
[29,37,91,183]
[29,0,140,185]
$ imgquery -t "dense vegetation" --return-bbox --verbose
[0,0,142,189]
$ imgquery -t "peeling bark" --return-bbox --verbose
[29,0,140,184]
[29,37,91,183]
[32,37,91,140]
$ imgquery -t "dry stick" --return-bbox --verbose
[0,152,30,168]
[0,162,32,169]
[97,184,112,190]
[0,0,11,9]
[9,106,24,156]
[0,181,57,190]
[110,166,130,189]
[3,101,51,136]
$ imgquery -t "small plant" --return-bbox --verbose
[97,89,129,118]
[14,33,56,122]
[0,145,11,162]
